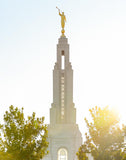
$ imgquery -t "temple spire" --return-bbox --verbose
[43,12,82,160]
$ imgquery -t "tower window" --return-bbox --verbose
[61,50,65,69]
[61,55,65,69]
[58,148,68,160]
[61,50,64,55]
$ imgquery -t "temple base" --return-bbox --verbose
[43,124,82,160]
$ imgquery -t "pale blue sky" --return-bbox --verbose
[0,0,126,138]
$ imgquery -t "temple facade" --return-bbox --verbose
[43,36,82,160]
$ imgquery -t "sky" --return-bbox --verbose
[0,0,126,139]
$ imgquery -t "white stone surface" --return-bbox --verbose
[43,36,82,160]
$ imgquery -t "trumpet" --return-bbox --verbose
[56,6,60,12]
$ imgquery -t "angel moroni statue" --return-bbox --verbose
[56,7,66,36]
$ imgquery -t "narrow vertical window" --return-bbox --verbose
[61,50,65,69]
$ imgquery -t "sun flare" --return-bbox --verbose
[111,105,126,125]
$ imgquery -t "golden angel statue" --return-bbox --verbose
[56,7,66,36]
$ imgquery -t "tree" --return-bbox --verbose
[121,150,126,160]
[121,125,126,160]
[77,106,124,160]
[0,105,48,160]
[0,151,14,160]
[76,144,89,160]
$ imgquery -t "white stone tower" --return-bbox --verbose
[43,35,82,160]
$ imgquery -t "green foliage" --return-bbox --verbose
[0,105,48,160]
[121,148,126,160]
[76,144,89,160]
[123,125,126,136]
[0,151,14,160]
[77,106,124,160]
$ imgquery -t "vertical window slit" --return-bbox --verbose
[61,50,65,69]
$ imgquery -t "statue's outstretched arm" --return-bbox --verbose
[59,12,62,16]
[56,7,61,16]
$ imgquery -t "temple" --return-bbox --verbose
[43,35,82,160]
[43,10,82,159]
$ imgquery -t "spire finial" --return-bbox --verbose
[56,7,66,37]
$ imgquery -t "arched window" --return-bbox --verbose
[58,148,68,160]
